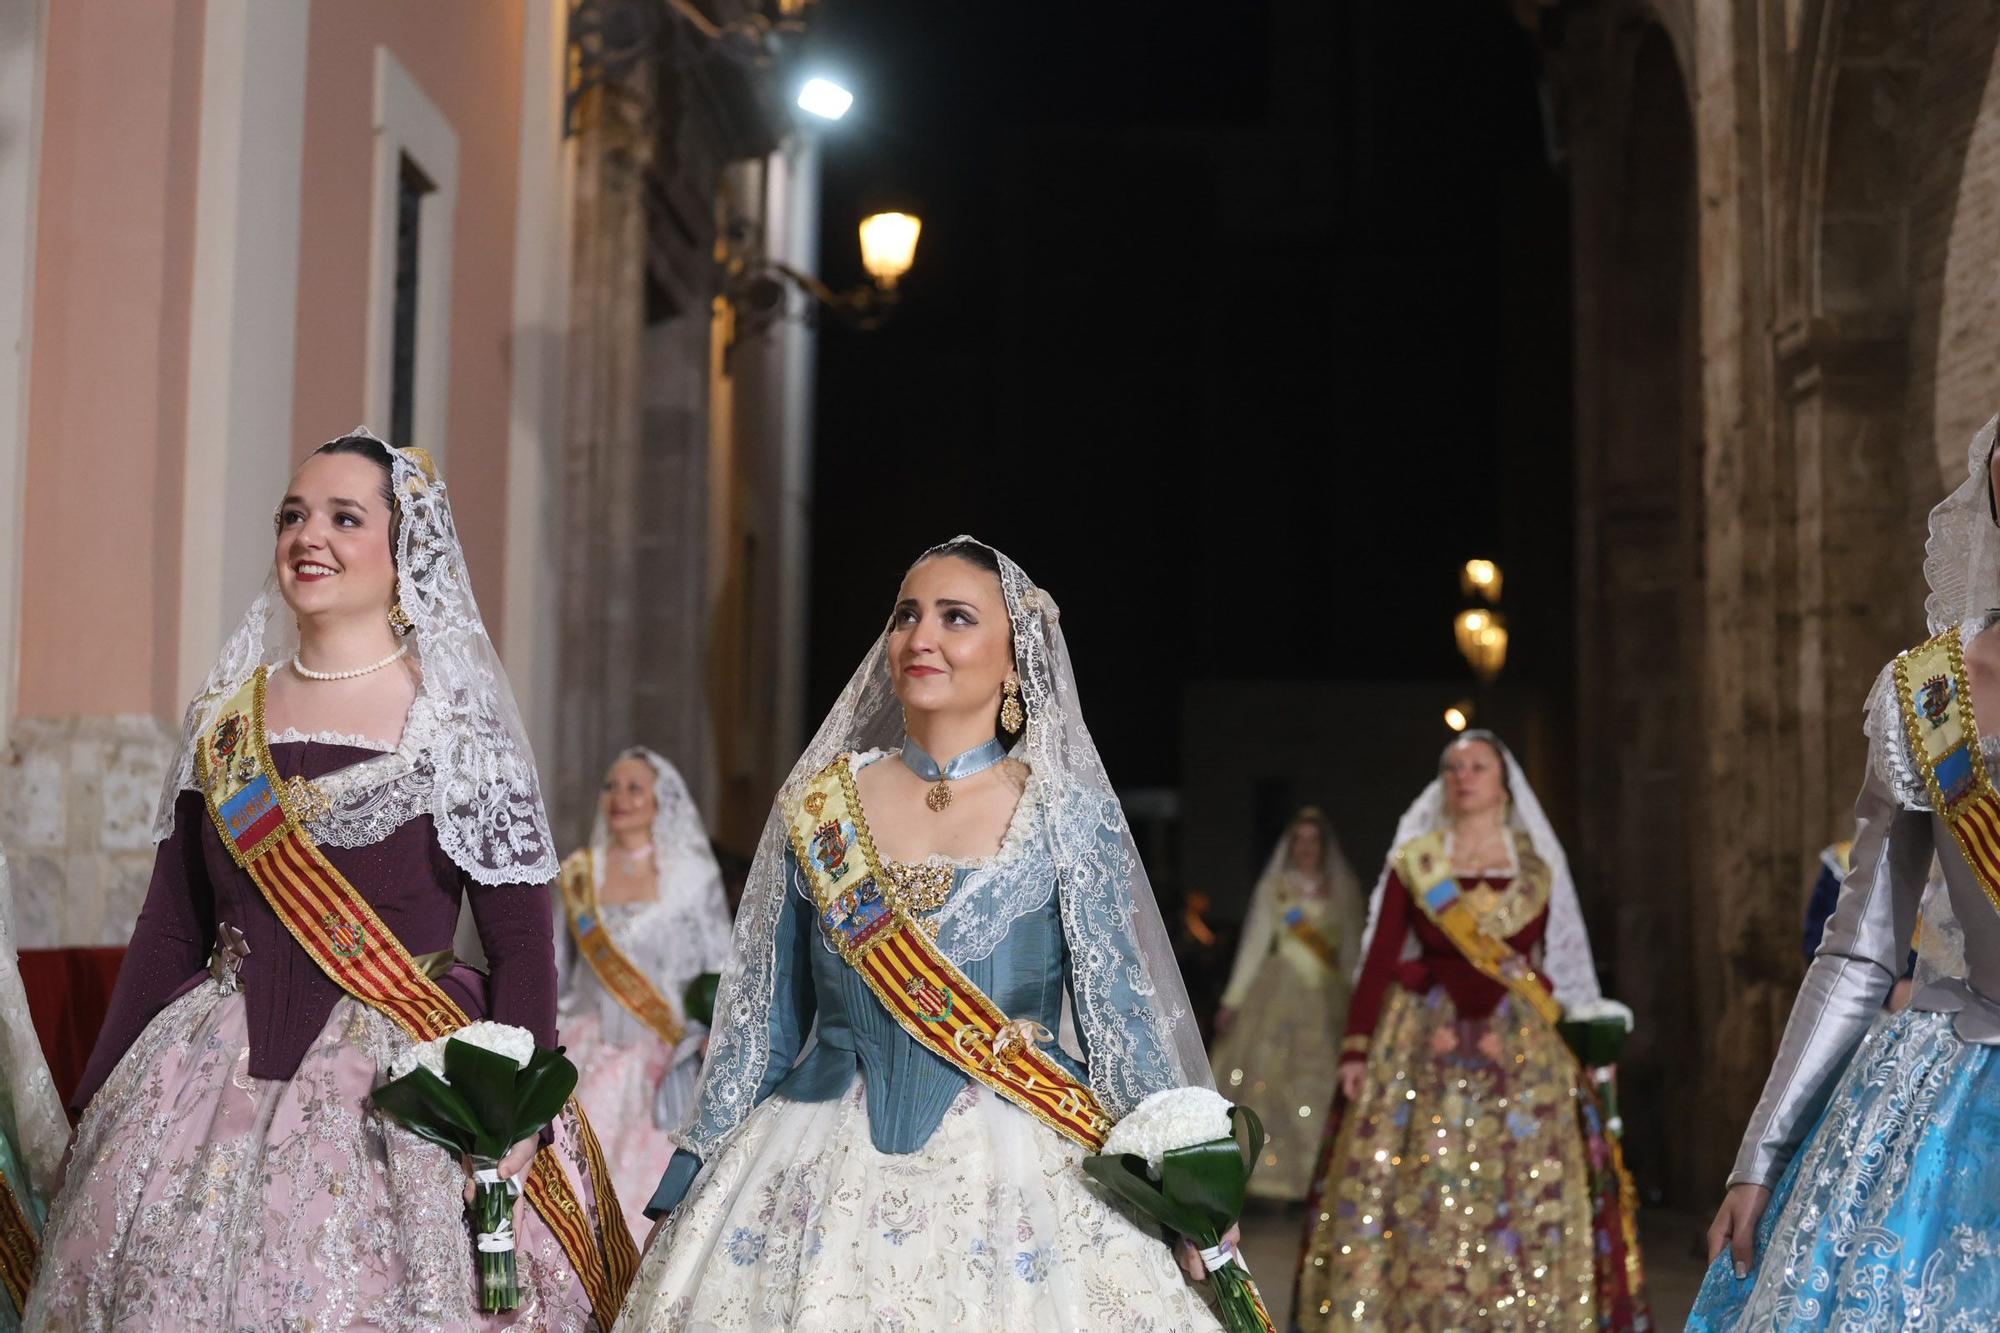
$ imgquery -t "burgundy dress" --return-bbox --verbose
[28,739,608,1332]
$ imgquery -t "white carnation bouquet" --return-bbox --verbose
[1084,1087,1276,1332]
[1559,997,1636,1136]
[374,1021,578,1311]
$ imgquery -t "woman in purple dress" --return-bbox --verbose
[26,431,632,1331]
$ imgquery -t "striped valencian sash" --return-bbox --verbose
[1282,907,1341,973]
[1896,626,2000,914]
[558,849,686,1044]
[787,755,1114,1151]
[0,1166,34,1318]
[196,668,639,1326]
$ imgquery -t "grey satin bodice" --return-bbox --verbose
[1730,659,2000,1188]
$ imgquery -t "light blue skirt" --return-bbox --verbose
[1686,1007,2000,1331]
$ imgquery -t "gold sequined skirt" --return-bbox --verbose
[1295,984,1598,1331]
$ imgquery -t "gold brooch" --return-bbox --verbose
[285,774,332,823]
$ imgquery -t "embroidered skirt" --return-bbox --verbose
[1294,984,1645,1331]
[612,1077,1224,1332]
[561,1009,701,1241]
[1687,1007,2000,1331]
[1210,947,1349,1201]
[27,980,605,1332]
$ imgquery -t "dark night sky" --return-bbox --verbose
[800,0,1573,792]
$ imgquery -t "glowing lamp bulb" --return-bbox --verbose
[797,78,854,121]
[859,211,922,289]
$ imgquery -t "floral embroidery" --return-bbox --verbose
[615,1081,1218,1330]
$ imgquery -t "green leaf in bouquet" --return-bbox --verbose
[1158,1136,1251,1238]
[504,1046,579,1144]
[443,1040,535,1158]
[1559,1016,1630,1069]
[683,972,721,1028]
[1080,1153,1205,1237]
[371,1068,485,1157]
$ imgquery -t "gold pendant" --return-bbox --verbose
[926,779,952,812]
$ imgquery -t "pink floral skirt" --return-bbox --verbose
[27,980,606,1332]
[561,1010,698,1240]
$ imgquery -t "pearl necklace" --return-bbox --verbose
[290,644,410,681]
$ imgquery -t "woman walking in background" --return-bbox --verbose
[1211,807,1363,1200]
[558,746,733,1239]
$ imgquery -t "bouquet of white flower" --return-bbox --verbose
[1559,997,1636,1135]
[1084,1087,1276,1333]
[374,1021,578,1312]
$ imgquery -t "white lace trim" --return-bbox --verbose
[267,727,398,753]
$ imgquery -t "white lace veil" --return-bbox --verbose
[151,428,558,887]
[1922,412,2000,636]
[0,842,67,1198]
[1352,730,1602,1008]
[1219,808,1365,1008]
[590,746,722,878]
[678,536,1212,1157]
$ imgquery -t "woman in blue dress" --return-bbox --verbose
[614,537,1225,1331]
[1690,415,2000,1329]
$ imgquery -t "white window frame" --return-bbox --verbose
[365,46,457,463]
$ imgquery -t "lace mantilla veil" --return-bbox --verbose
[677,536,1213,1158]
[1220,809,1366,1008]
[589,747,724,885]
[1353,730,1603,1008]
[151,428,558,887]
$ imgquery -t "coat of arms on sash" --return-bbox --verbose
[1921,674,1955,729]
[901,972,952,1022]
[322,912,366,958]
[810,819,857,881]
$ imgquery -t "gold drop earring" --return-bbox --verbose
[1000,679,1024,735]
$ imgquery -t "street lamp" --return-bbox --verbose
[1460,558,1502,602]
[1454,608,1509,681]
[728,210,924,337]
[857,211,921,288]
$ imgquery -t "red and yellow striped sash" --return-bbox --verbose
[787,756,1113,1151]
[1896,627,2000,916]
[197,669,640,1326]
[559,850,687,1045]
[0,1165,35,1317]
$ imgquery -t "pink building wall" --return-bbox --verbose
[19,0,205,722]
[291,0,527,646]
